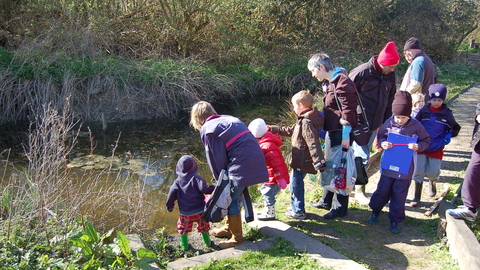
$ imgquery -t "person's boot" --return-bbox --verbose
[211,218,231,238]
[354,185,370,205]
[180,234,189,250]
[367,211,380,224]
[219,213,244,249]
[410,182,422,207]
[258,205,275,220]
[428,180,437,197]
[201,232,211,247]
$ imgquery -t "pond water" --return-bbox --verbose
[0,96,292,234]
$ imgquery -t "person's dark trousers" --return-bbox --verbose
[462,145,480,209]
[369,175,410,223]
[324,190,349,216]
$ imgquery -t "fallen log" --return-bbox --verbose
[425,185,451,217]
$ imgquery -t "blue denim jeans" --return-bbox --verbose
[290,170,306,213]
[260,184,280,206]
[352,130,377,164]
[228,186,245,215]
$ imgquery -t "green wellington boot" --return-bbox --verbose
[180,234,188,250]
[202,232,211,247]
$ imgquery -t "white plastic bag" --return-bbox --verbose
[319,145,356,196]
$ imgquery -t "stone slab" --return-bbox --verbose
[166,238,275,269]
[443,202,480,270]
[248,219,368,270]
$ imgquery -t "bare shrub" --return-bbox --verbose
[0,97,154,242]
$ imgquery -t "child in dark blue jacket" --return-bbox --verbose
[368,91,430,234]
[166,155,215,250]
[412,84,461,206]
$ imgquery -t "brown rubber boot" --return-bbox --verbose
[218,213,244,249]
[211,218,231,238]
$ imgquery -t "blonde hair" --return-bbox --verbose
[411,93,425,106]
[292,90,314,108]
[190,101,217,130]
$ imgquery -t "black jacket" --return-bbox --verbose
[349,56,396,131]
[472,102,480,149]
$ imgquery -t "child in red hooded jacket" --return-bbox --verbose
[248,118,290,220]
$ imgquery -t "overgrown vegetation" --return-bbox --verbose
[0,0,479,124]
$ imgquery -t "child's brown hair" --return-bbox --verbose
[291,90,314,108]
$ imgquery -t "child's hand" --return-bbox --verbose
[277,178,287,189]
[408,143,419,151]
[266,125,271,131]
[444,132,452,145]
[381,141,392,150]
[314,160,326,172]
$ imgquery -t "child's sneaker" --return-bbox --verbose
[258,205,275,221]
[447,207,477,222]
[285,210,307,220]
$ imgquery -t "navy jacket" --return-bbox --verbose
[377,117,431,180]
[200,115,269,188]
[415,103,461,152]
[166,155,215,216]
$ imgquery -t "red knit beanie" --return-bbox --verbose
[378,42,400,66]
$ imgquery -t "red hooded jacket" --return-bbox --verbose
[258,131,290,185]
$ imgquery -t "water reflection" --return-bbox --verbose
[78,119,214,234]
[0,118,213,234]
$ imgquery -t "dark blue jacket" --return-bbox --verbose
[377,117,431,180]
[166,155,214,216]
[415,103,461,152]
[200,115,269,188]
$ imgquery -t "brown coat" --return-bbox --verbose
[323,73,358,131]
[270,107,325,174]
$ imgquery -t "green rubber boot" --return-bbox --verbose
[180,234,188,250]
[202,233,211,247]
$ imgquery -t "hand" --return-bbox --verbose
[167,207,173,212]
[408,143,419,151]
[444,132,452,145]
[277,178,287,189]
[314,161,327,172]
[381,141,392,150]
[266,125,271,131]
[341,138,350,149]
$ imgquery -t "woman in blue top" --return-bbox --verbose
[190,101,269,249]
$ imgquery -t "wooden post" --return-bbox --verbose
[101,112,107,133]
[425,186,450,216]
[471,39,476,49]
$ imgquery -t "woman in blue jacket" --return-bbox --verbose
[190,101,269,249]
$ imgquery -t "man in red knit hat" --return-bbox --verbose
[344,42,400,205]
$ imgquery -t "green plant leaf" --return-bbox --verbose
[136,248,156,259]
[116,231,132,258]
[133,257,157,269]
[84,221,99,243]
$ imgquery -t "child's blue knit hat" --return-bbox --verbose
[428,84,447,101]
